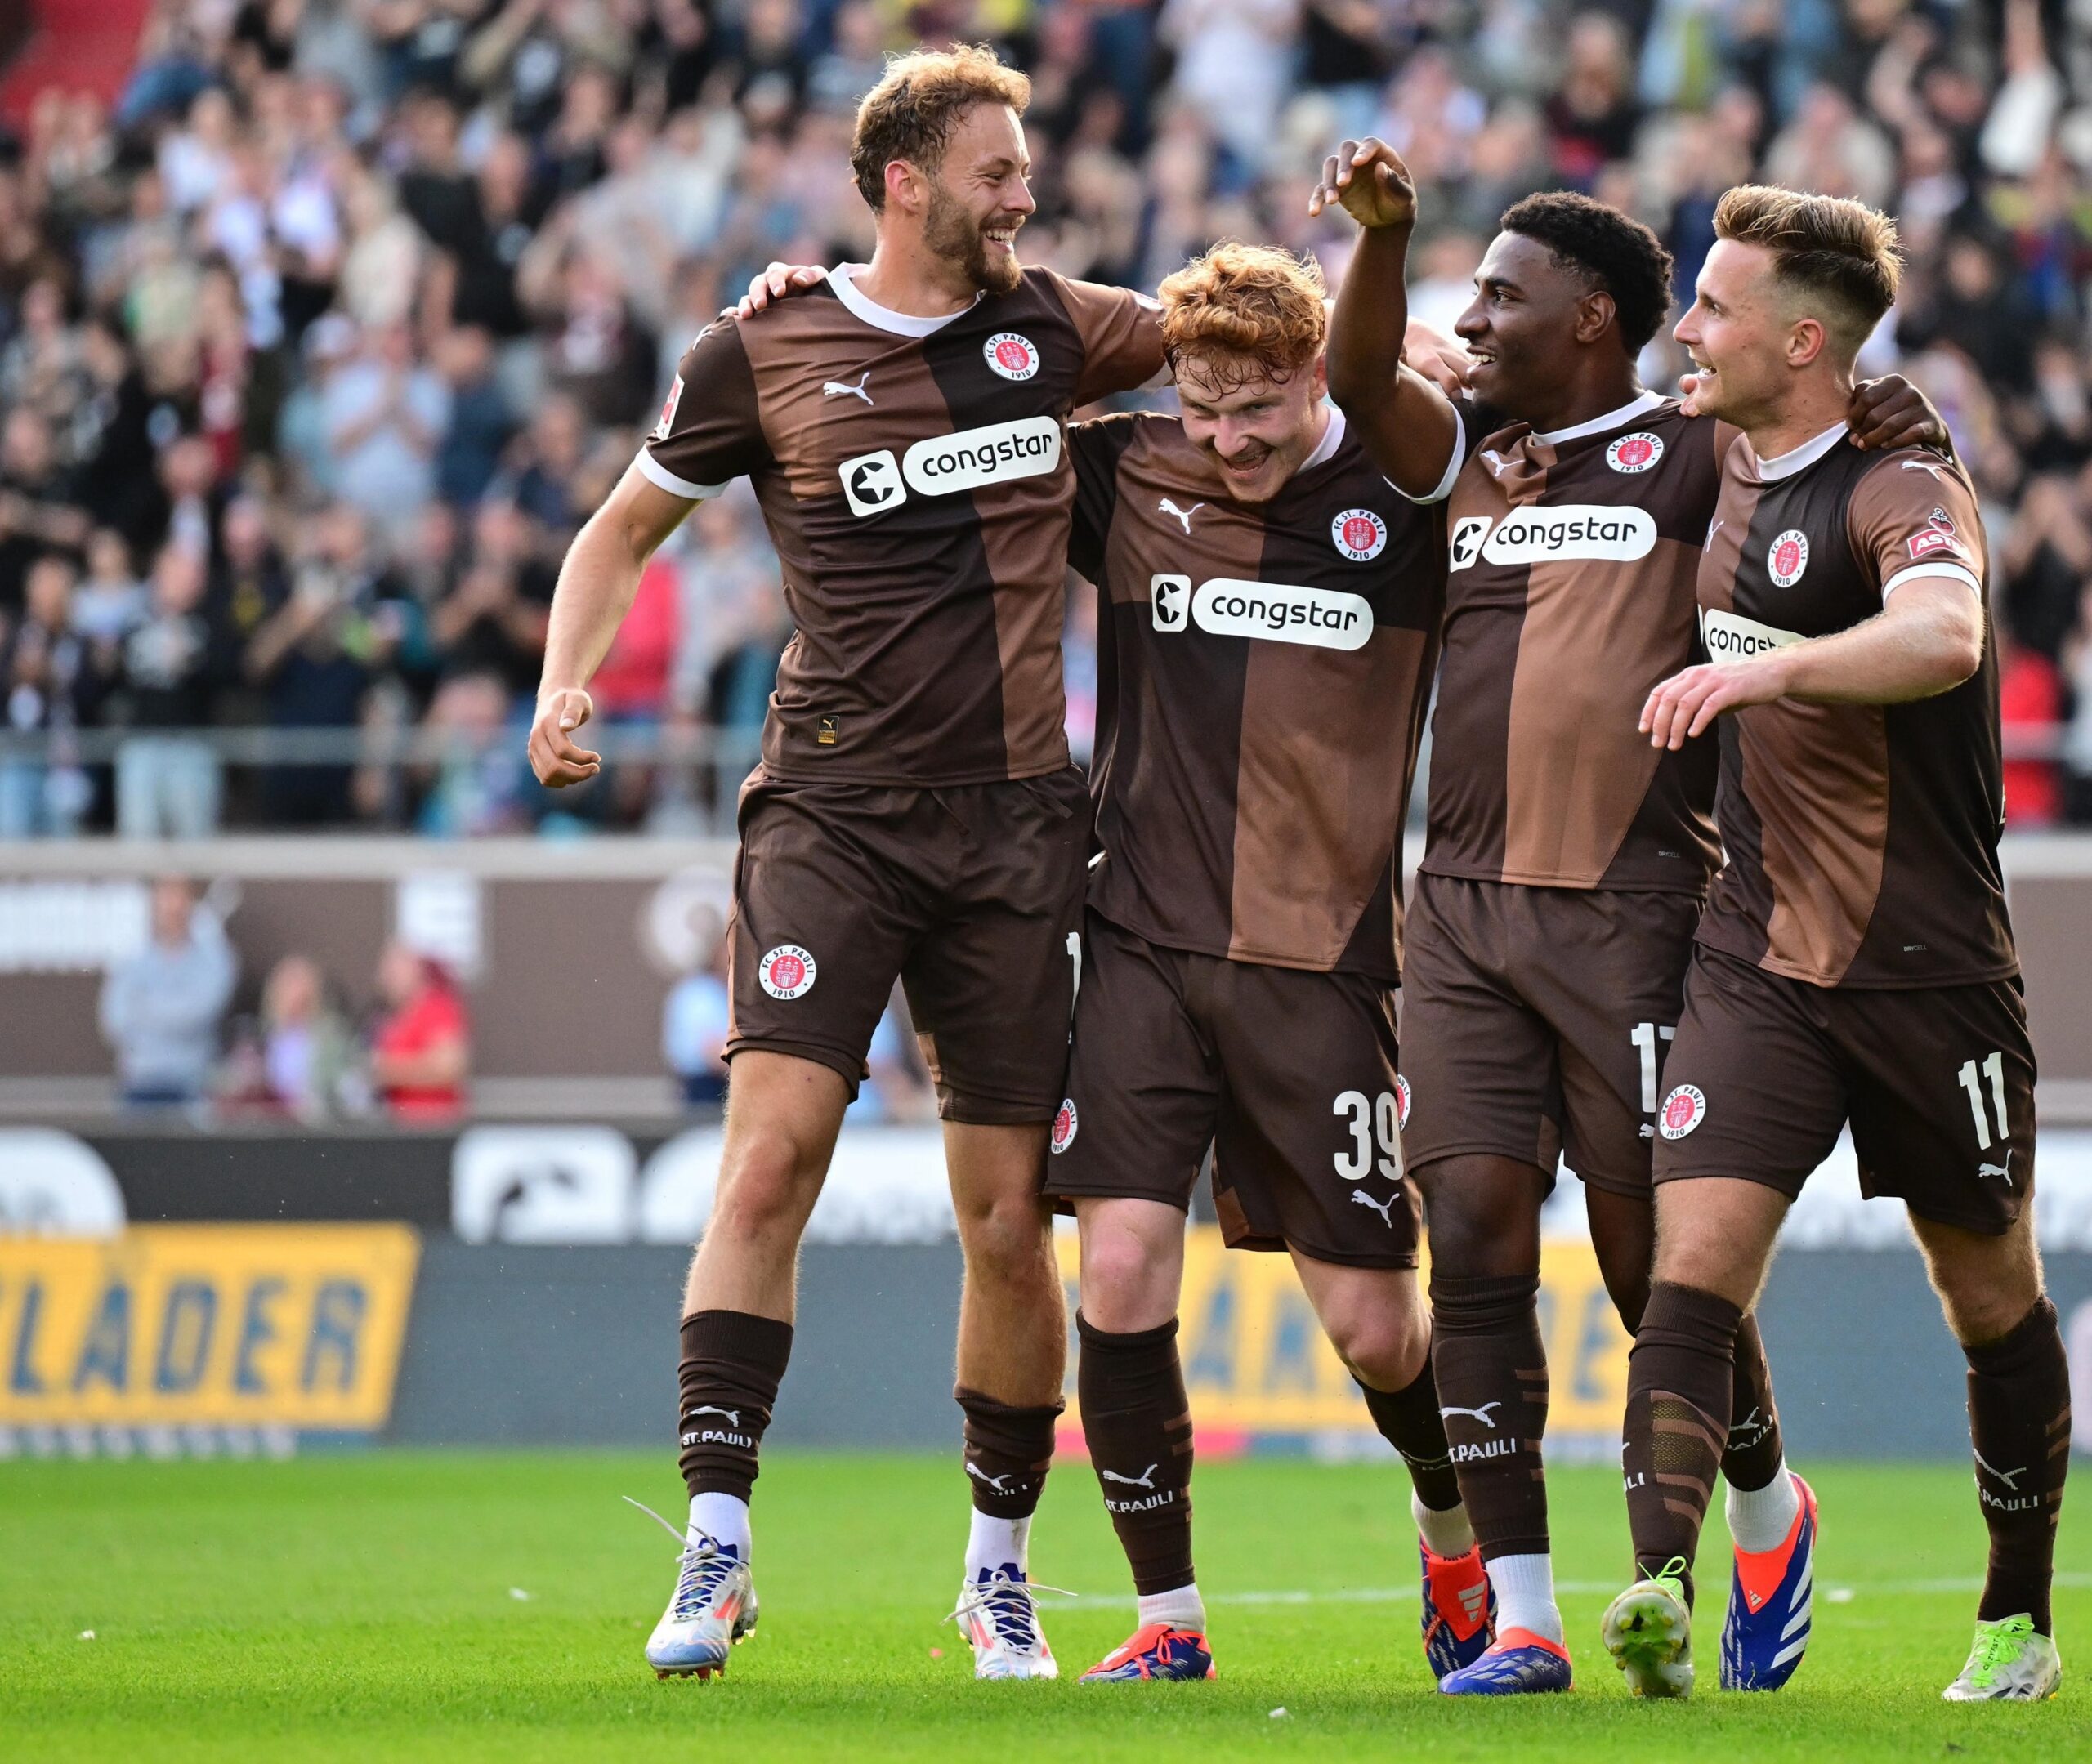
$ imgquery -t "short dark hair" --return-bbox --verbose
[1713,184,1902,352]
[1499,192,1676,354]
[849,45,1031,211]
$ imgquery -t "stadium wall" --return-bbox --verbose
[6,1125,2092,1463]
[5,835,2092,1120]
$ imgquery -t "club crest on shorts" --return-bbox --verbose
[1050,1098,1078,1154]
[758,945,816,1000]
[1394,1073,1412,1130]
[1606,431,1664,473]
[1767,529,1810,587]
[1658,1083,1706,1139]
[984,333,1040,382]
[1331,507,1388,561]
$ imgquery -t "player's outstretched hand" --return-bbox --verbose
[1640,659,1790,750]
[1308,138,1419,230]
[529,687,601,787]
[1847,375,1949,453]
[736,262,827,320]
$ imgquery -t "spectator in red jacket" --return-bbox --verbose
[369,941,470,1122]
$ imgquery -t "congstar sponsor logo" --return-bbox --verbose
[1700,606,1804,659]
[1186,579,1374,650]
[838,417,1062,516]
[1451,505,1660,569]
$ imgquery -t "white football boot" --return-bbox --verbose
[1602,1558,1696,1699]
[628,1498,758,1680]
[947,1564,1063,1680]
[1942,1615,2062,1702]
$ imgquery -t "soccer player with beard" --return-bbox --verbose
[1603,188,2066,1704]
[529,47,1172,1682]
[1043,243,1489,1686]
[1312,141,1945,1693]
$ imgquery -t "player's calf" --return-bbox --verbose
[1075,1312,1209,1680]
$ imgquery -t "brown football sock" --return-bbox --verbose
[677,1308,793,1503]
[1077,1312,1195,1595]
[1357,1357,1463,1513]
[1721,1315,1786,1493]
[957,1386,1062,1519]
[1428,1271,1549,1561]
[1620,1281,1740,1607]
[1965,1297,2071,1635]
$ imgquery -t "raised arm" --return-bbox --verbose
[1310,137,1462,498]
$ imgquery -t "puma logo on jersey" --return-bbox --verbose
[1100,1464,1160,1489]
[1439,1402,1504,1429]
[1159,498,1204,533]
[822,371,874,405]
[1902,458,1950,480]
[1350,1187,1397,1226]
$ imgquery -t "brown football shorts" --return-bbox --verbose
[1652,945,2036,1235]
[725,764,1089,1123]
[1397,871,1707,1195]
[1043,911,1419,1268]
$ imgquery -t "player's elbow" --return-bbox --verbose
[1934,600,1986,688]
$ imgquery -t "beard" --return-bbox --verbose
[923,181,1021,295]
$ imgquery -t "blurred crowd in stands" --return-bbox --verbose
[2,0,2092,832]
[101,873,937,1118]
[100,873,475,1117]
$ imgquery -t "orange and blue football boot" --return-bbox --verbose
[1720,1471,1817,1690]
[1420,1542,1496,1677]
[1079,1622,1216,1683]
[1437,1627,1573,1694]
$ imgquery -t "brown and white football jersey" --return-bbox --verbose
[640,264,1163,785]
[1411,391,1728,894]
[1693,426,2016,988]
[1071,408,1445,980]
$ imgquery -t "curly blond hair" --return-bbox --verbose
[851,46,1031,210]
[1159,242,1327,386]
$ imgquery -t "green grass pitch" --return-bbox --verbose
[4,1451,2086,1761]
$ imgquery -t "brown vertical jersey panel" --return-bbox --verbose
[1694,434,2016,988]
[1421,395,1725,892]
[1071,410,1444,980]
[641,266,1164,785]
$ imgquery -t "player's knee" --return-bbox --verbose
[1325,1306,1428,1390]
[1932,1257,2043,1346]
[1416,1170,1539,1279]
[955,1189,1052,1280]
[709,1135,823,1249]
[1075,1228,1177,1329]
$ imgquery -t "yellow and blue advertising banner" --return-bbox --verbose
[1057,1226,1631,1447]
[0,1224,420,1436]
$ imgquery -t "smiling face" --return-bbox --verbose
[1671,237,1813,429]
[915,102,1035,295]
[1455,230,1611,418]
[1174,351,1330,504]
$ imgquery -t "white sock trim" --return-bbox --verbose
[689,1491,751,1558]
[1136,1583,1206,1632]
[1725,1460,1800,1554]
[1412,1488,1477,1558]
[1485,1552,1563,1647]
[965,1508,1030,1578]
